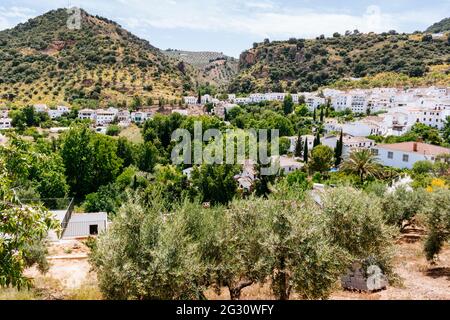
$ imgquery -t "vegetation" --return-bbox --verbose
[0,9,194,106]
[425,17,450,33]
[230,33,449,93]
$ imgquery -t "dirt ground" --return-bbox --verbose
[12,235,450,300]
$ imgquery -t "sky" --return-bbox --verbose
[0,0,449,57]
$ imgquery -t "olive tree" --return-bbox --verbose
[422,188,450,261]
[321,187,396,279]
[89,191,206,300]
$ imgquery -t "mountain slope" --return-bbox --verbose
[0,8,194,106]
[230,32,450,93]
[163,49,238,87]
[426,17,450,33]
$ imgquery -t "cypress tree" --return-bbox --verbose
[303,138,309,163]
[313,131,321,148]
[313,108,317,122]
[334,130,343,166]
[197,91,201,104]
[320,107,324,122]
[294,132,303,158]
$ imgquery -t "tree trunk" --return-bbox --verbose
[227,280,254,300]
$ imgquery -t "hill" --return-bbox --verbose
[163,49,238,87]
[426,17,450,33]
[229,32,450,93]
[0,8,195,107]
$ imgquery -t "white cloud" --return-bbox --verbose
[109,1,446,39]
[0,6,35,29]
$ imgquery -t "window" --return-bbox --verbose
[402,154,409,162]
[372,149,379,156]
[388,151,394,159]
[89,225,99,235]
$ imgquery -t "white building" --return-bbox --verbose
[0,117,12,129]
[184,96,198,105]
[372,142,450,169]
[48,105,70,119]
[321,135,375,156]
[62,212,108,239]
[34,104,48,113]
[96,108,118,126]
[275,156,304,174]
[78,109,97,121]
[0,109,9,118]
[234,97,251,105]
[117,110,131,125]
[131,110,153,124]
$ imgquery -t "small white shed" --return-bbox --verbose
[62,212,108,239]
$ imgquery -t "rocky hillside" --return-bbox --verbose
[229,32,450,93]
[426,17,450,33]
[163,50,238,88]
[0,8,195,107]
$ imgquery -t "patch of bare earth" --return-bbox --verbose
[23,240,101,300]
[331,230,450,300]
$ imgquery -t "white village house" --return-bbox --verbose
[372,142,450,169]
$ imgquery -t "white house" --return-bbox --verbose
[372,142,450,169]
[234,97,251,105]
[184,96,198,105]
[276,156,304,174]
[131,110,153,124]
[0,109,9,118]
[201,94,213,105]
[117,110,131,124]
[48,105,70,119]
[321,135,375,156]
[78,109,97,121]
[34,104,48,113]
[96,108,118,126]
[0,117,12,130]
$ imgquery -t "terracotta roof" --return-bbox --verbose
[377,142,450,156]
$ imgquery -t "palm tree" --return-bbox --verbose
[340,149,380,183]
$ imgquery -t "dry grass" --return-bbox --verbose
[118,124,143,144]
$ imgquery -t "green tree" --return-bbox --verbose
[322,187,396,279]
[0,157,59,289]
[190,164,240,205]
[443,116,450,144]
[294,133,303,158]
[303,138,309,163]
[381,187,427,231]
[309,145,334,173]
[260,192,348,300]
[422,188,450,261]
[313,131,321,148]
[340,149,380,183]
[90,192,205,299]
[334,130,343,167]
[283,94,294,115]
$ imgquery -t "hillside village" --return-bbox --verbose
[1,6,450,303]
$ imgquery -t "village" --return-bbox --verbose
[2,85,450,173]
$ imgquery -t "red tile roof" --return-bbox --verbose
[377,142,450,156]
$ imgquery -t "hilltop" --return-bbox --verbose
[229,32,450,93]
[0,9,195,107]
[163,49,238,87]
[426,17,450,33]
